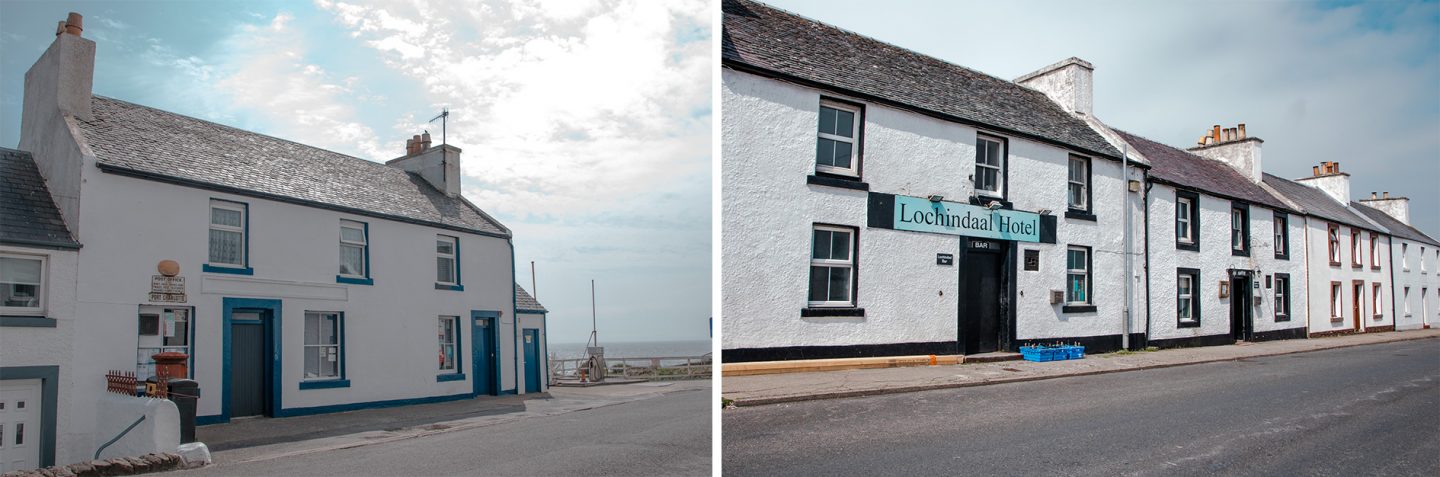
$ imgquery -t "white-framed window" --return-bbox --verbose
[1230,207,1247,253]
[1351,228,1362,267]
[1274,274,1291,321]
[1369,233,1380,268]
[1274,213,1288,258]
[1067,155,1088,211]
[304,312,342,380]
[816,100,860,177]
[0,254,45,314]
[1423,246,1430,273]
[1066,246,1090,305]
[975,134,1005,197]
[1401,243,1409,270]
[208,200,247,267]
[1403,287,1411,316]
[1177,272,1196,324]
[436,235,458,285]
[339,221,367,278]
[1373,283,1383,319]
[136,306,191,379]
[438,316,459,372]
[809,225,855,306]
[1330,282,1343,319]
[1328,224,1341,264]
[1176,195,1195,245]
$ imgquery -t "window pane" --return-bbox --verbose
[812,230,832,259]
[164,320,187,346]
[830,231,850,261]
[209,229,243,264]
[305,347,320,378]
[816,138,835,167]
[323,314,337,345]
[1069,184,1083,207]
[809,266,828,302]
[1178,298,1190,319]
[340,244,365,276]
[437,257,455,283]
[437,239,453,255]
[1068,274,1086,302]
[211,207,242,227]
[819,107,837,135]
[1,284,39,308]
[832,141,852,169]
[340,226,365,243]
[0,258,42,284]
[322,346,338,377]
[834,109,854,138]
[828,267,851,302]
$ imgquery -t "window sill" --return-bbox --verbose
[1231,249,1250,257]
[1373,315,1384,321]
[806,174,869,191]
[299,379,350,390]
[436,373,466,382]
[1276,315,1290,322]
[801,307,865,317]
[1275,253,1289,261]
[1330,315,1344,322]
[1176,242,1199,252]
[1064,210,1096,221]
[1062,305,1097,313]
[336,275,373,286]
[972,196,1012,209]
[1177,320,1200,329]
[1370,266,1381,271]
[203,264,254,275]
[435,283,465,291]
[0,315,57,328]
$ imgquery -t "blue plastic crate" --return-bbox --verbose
[1020,345,1084,362]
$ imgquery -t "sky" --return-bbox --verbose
[0,0,712,345]
[760,0,1440,236]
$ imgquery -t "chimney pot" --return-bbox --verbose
[64,12,83,36]
[1370,192,1378,199]
[1313,166,1320,176]
[1212,125,1221,143]
[55,20,66,36]
[1383,191,1390,199]
[1238,123,1246,139]
[421,131,432,149]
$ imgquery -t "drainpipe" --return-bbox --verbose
[1302,216,1312,337]
[1386,235,1396,329]
[1122,144,1133,350]
[1143,174,1153,346]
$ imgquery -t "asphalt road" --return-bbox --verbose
[723,339,1440,476]
[182,385,711,476]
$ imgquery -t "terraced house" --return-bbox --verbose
[2,13,547,468]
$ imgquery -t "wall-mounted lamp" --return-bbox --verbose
[985,201,1003,210]
[1218,281,1230,299]
[928,194,945,203]
[1036,208,1052,215]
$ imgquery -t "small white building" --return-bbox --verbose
[1352,194,1440,331]
[8,13,547,467]
[721,0,1147,361]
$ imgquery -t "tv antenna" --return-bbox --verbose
[428,108,449,146]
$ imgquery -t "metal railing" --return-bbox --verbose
[551,354,712,382]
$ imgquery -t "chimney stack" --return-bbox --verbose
[19,11,98,235]
[388,132,462,197]
[1015,57,1095,117]
[1295,161,1351,205]
[1188,123,1264,183]
[1360,190,1412,225]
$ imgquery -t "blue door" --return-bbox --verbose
[471,315,497,396]
[523,329,541,393]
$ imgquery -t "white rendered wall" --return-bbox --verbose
[0,245,83,465]
[62,157,517,423]
[1392,239,1440,330]
[721,69,1142,352]
[1143,184,1308,342]
[1302,217,1394,334]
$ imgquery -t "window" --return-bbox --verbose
[1066,246,1091,305]
[1274,273,1291,321]
[338,220,368,280]
[1330,282,1343,319]
[1177,269,1200,327]
[1351,228,1362,267]
[1369,233,1380,269]
[975,135,1005,197]
[1424,247,1430,273]
[0,255,44,314]
[1274,213,1289,259]
[1373,283,1383,319]
[436,235,459,288]
[1175,191,1199,250]
[1328,224,1342,265]
[1403,287,1411,316]
[816,100,860,177]
[438,316,460,373]
[208,200,247,269]
[1067,155,1089,212]
[1230,204,1249,256]
[1401,243,1409,270]
[136,306,191,379]
[809,225,855,306]
[304,312,343,380]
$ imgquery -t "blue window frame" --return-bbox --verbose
[204,199,253,275]
[299,311,349,389]
[336,220,372,285]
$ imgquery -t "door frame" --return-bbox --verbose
[471,310,501,396]
[221,298,282,423]
[956,238,1015,355]
[522,328,541,394]
[1352,280,1364,331]
[0,366,57,468]
[1228,270,1254,341]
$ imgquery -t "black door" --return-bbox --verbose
[230,317,268,417]
[959,239,1006,354]
[1230,274,1252,341]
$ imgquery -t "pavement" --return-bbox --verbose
[192,380,711,468]
[722,338,1440,476]
[722,328,1440,406]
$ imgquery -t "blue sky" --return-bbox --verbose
[0,0,712,344]
[763,0,1440,236]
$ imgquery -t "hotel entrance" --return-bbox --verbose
[958,238,1011,354]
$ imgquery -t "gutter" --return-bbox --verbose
[0,238,82,250]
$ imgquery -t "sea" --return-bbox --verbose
[548,339,713,361]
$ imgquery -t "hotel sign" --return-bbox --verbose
[867,192,1055,243]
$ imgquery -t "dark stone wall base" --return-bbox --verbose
[1250,327,1308,342]
[722,341,958,363]
[1014,333,1148,354]
[1146,333,1235,350]
[1309,328,1359,339]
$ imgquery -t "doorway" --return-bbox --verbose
[958,238,1009,354]
[0,379,42,471]
[229,310,272,418]
[471,314,498,396]
[1229,271,1253,341]
[523,329,541,394]
[1352,281,1364,331]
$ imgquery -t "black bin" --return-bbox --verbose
[167,379,201,443]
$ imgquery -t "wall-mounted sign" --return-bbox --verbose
[937,253,954,266]
[149,275,186,303]
[1024,250,1040,271]
[867,193,1052,243]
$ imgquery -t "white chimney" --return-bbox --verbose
[1015,57,1094,116]
[1187,123,1263,184]
[18,12,95,234]
[1295,161,1351,205]
[1359,191,1411,225]
[386,134,461,197]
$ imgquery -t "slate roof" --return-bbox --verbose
[0,148,80,249]
[1351,202,1440,247]
[515,284,547,313]
[1116,130,1291,211]
[721,0,1124,161]
[75,96,509,237]
[1261,173,1380,232]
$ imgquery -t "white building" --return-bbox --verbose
[1352,194,1440,331]
[721,0,1147,361]
[7,13,547,467]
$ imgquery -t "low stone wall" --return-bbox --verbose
[0,453,184,477]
